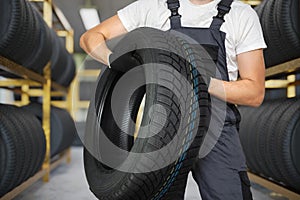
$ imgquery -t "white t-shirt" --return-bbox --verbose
[117,0,267,81]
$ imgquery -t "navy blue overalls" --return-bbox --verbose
[166,0,253,199]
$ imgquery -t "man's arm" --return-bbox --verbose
[208,49,265,107]
[80,15,128,65]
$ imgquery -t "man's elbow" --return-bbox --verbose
[250,89,265,107]
[79,32,89,51]
[79,31,91,53]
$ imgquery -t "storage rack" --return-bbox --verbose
[73,64,101,120]
[0,0,75,199]
[265,58,300,98]
[240,1,300,198]
[241,0,261,6]
[72,1,300,199]
[247,57,300,200]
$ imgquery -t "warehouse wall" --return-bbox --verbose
[53,0,135,53]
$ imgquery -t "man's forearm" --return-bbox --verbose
[208,78,265,107]
[80,15,128,66]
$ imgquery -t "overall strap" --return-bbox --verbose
[210,0,233,30]
[167,0,182,29]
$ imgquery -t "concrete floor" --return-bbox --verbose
[15,147,288,200]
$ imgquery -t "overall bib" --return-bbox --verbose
[166,0,253,199]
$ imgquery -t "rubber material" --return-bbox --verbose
[0,0,74,86]
[0,108,19,197]
[23,5,52,74]
[239,98,300,192]
[84,27,211,199]
[23,103,77,157]
[255,0,300,67]
[50,29,76,86]
[0,104,46,197]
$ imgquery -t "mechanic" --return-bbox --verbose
[80,0,266,199]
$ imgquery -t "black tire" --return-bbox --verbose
[239,98,300,192]
[0,105,29,194]
[0,104,46,197]
[49,29,76,86]
[255,0,300,67]
[254,0,267,21]
[256,99,286,178]
[251,103,269,174]
[239,106,258,172]
[49,30,76,87]
[265,99,297,182]
[50,30,69,82]
[0,0,24,61]
[275,100,300,191]
[55,53,76,87]
[3,106,33,188]
[0,108,19,197]
[0,0,40,69]
[23,5,52,73]
[15,106,46,176]
[84,27,211,199]
[23,103,76,157]
[0,0,51,74]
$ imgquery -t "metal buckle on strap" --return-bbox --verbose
[167,2,180,9]
[218,4,231,13]
[168,2,180,17]
[216,4,231,19]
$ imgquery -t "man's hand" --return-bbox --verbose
[108,52,141,72]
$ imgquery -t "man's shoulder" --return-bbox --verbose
[225,0,258,24]
[231,0,254,14]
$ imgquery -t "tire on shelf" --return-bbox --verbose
[23,103,76,157]
[14,106,46,177]
[265,99,297,182]
[3,107,32,189]
[0,108,19,197]
[54,53,76,87]
[0,0,52,77]
[23,5,52,74]
[256,99,286,178]
[0,104,46,197]
[251,103,268,174]
[84,27,211,199]
[275,100,300,192]
[239,98,300,192]
[50,30,76,87]
[255,0,300,67]
[0,105,29,194]
[239,106,258,173]
[50,30,69,83]
[0,0,25,62]
[0,0,41,70]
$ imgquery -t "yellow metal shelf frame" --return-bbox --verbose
[248,173,300,200]
[0,0,76,198]
[0,150,71,200]
[265,58,300,98]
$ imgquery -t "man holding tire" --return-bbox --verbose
[80,0,266,199]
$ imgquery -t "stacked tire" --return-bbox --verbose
[0,104,46,197]
[239,98,300,192]
[49,29,76,87]
[0,0,76,86]
[23,103,77,157]
[0,0,50,73]
[254,0,300,68]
